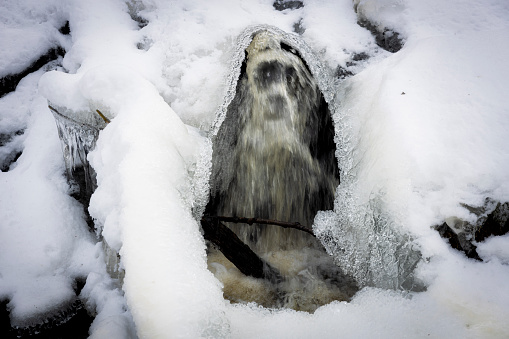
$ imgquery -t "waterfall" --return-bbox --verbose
[208,31,339,253]
[205,29,357,311]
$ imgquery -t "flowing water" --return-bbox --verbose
[206,31,358,311]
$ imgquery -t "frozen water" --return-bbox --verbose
[50,105,101,194]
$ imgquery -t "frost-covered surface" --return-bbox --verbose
[0,0,69,78]
[1,0,509,338]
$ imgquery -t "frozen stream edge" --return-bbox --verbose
[45,25,424,338]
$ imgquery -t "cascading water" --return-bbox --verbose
[205,29,358,311]
[208,31,338,252]
[202,25,422,310]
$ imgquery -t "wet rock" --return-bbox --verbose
[0,47,64,97]
[0,21,69,97]
[273,0,304,11]
[293,18,305,35]
[2,298,92,339]
[334,52,371,80]
[126,0,148,28]
[434,222,481,260]
[0,131,24,172]
[357,18,403,53]
[475,201,509,242]
[59,21,70,35]
[434,199,509,260]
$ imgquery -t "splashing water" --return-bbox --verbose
[205,28,358,311]
[208,30,339,252]
[202,25,422,310]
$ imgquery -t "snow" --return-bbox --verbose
[1,0,509,338]
[0,70,97,326]
[84,66,228,338]
[0,0,69,78]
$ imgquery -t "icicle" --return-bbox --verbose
[49,104,101,199]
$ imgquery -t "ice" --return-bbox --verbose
[50,106,101,194]
[314,206,421,290]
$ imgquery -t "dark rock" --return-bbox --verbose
[0,47,65,98]
[59,21,70,35]
[334,52,371,80]
[68,166,96,231]
[273,0,304,11]
[0,130,24,172]
[2,298,93,339]
[434,223,481,260]
[475,202,509,242]
[0,20,69,97]
[352,52,369,61]
[131,13,148,29]
[201,216,283,283]
[126,1,148,28]
[293,18,305,34]
[0,300,11,338]
[357,18,403,53]
[334,66,353,80]
[434,199,509,260]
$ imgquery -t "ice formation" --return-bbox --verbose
[49,105,104,198]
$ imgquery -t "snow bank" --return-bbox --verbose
[0,0,69,78]
[0,70,97,326]
[316,0,509,337]
[80,66,228,338]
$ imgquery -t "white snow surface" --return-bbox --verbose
[1,0,509,338]
[0,0,70,78]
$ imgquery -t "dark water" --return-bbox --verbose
[1,282,93,339]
